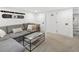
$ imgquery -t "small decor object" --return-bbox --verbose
[17,15,24,19]
[51,14,54,16]
[65,23,68,25]
[2,14,12,18]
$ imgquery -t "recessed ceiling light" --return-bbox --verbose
[34,10,38,12]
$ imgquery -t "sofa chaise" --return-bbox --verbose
[0,38,25,52]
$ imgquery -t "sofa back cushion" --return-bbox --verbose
[7,24,24,33]
[0,26,7,33]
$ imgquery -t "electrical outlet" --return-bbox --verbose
[56,30,58,32]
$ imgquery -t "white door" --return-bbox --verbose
[56,9,73,37]
[46,12,57,33]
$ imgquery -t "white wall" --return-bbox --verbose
[46,8,73,37]
[0,8,45,32]
[0,8,45,26]
[37,13,45,32]
[25,13,45,32]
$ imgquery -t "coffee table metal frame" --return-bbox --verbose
[24,33,45,52]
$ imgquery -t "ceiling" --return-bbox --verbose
[0,7,72,13]
[23,7,72,13]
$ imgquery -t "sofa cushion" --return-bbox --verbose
[0,38,25,52]
[27,24,39,32]
[12,28,23,33]
[8,31,31,39]
[7,24,24,33]
[27,25,33,31]
[0,29,6,38]
[0,35,10,41]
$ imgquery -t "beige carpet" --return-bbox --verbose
[25,33,79,52]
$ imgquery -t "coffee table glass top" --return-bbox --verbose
[25,32,44,40]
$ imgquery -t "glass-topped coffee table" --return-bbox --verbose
[24,32,45,52]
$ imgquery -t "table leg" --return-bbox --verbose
[30,40,31,52]
[23,37,25,46]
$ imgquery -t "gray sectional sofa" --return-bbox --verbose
[0,23,40,52]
